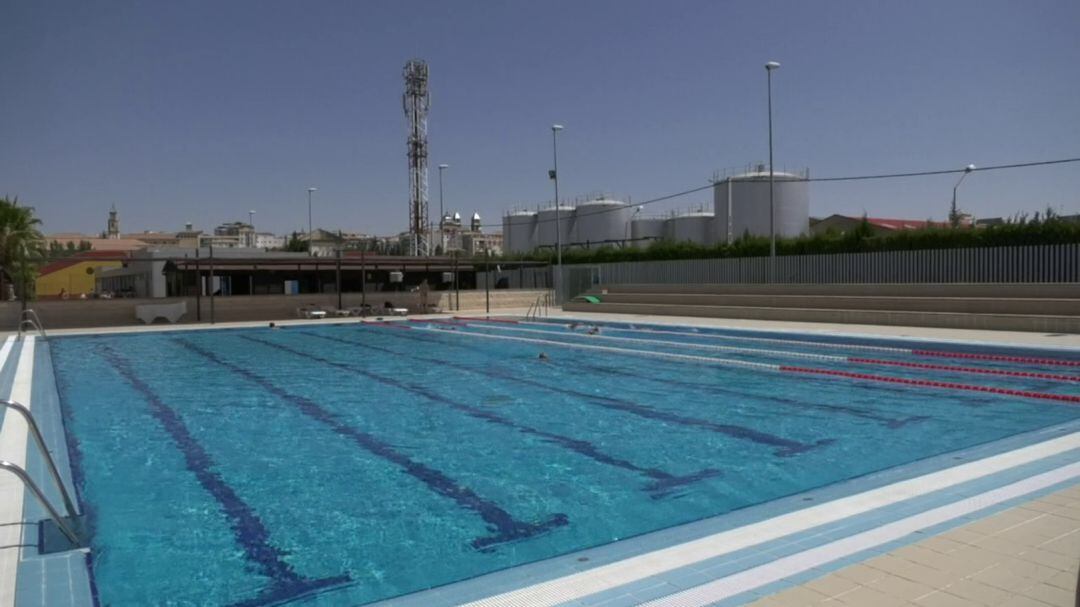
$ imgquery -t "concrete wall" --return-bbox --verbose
[3,289,547,330]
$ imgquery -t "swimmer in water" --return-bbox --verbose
[538,352,550,361]
[587,326,600,335]
[269,322,279,329]
[568,322,580,330]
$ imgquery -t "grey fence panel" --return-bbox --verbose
[564,244,1079,287]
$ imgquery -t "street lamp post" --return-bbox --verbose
[950,164,977,228]
[248,209,255,247]
[765,61,781,269]
[307,187,317,256]
[438,164,449,254]
[551,124,564,301]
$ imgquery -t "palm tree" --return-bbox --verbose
[0,197,46,305]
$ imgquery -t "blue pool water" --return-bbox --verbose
[49,320,1080,605]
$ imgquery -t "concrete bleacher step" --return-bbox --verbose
[564,283,1080,332]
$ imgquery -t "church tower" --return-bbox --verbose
[107,205,120,239]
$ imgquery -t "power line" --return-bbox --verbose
[483,156,1080,228]
[808,157,1080,182]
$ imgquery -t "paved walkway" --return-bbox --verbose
[749,484,1080,607]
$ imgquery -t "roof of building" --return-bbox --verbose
[38,250,130,276]
[47,235,151,251]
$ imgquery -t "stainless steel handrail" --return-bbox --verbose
[17,309,47,340]
[1,400,79,517]
[0,461,80,546]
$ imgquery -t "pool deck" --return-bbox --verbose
[1,309,1077,606]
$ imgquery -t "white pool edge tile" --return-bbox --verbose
[0,336,35,607]
[461,431,1080,607]
[640,462,1080,606]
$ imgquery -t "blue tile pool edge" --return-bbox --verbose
[10,340,97,607]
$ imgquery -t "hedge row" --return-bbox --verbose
[495,217,1080,265]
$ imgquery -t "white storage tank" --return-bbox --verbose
[713,166,809,243]
[503,211,538,254]
[536,205,575,250]
[574,199,631,248]
[630,217,667,248]
[666,212,715,246]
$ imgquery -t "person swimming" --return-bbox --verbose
[586,326,600,335]
[538,352,550,361]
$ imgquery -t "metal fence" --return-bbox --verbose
[557,244,1080,301]
[477,266,553,290]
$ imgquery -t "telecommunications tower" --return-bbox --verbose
[403,59,430,256]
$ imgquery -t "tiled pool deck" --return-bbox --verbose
[0,310,1077,606]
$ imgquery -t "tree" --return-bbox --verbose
[0,197,45,303]
[283,231,308,252]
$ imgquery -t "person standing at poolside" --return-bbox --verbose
[419,279,430,313]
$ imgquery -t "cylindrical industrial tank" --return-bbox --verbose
[574,199,631,248]
[713,169,809,243]
[630,217,667,248]
[535,205,575,250]
[503,211,538,254]
[665,212,715,246]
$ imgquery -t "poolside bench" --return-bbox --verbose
[135,301,188,324]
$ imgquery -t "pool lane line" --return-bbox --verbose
[246,333,720,497]
[465,322,1080,384]
[459,431,1080,607]
[569,360,928,429]
[410,323,928,428]
[409,324,1080,406]
[96,346,351,605]
[450,322,850,363]
[912,348,1080,368]
[846,357,1080,383]
[779,366,1080,404]
[172,338,568,550]
[516,319,1080,368]
[355,327,832,457]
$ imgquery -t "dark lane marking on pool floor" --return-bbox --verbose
[173,338,568,550]
[568,360,928,429]
[242,334,720,497]
[415,327,926,427]
[411,323,1005,408]
[326,328,832,457]
[97,346,350,607]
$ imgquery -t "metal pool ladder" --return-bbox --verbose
[0,400,81,548]
[17,309,47,341]
[526,291,553,320]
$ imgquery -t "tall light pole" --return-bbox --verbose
[765,61,781,265]
[438,163,449,254]
[248,209,256,247]
[950,164,976,228]
[307,187,317,256]
[551,124,564,301]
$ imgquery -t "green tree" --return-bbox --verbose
[283,231,308,252]
[0,197,45,302]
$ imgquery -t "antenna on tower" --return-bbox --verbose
[403,59,430,256]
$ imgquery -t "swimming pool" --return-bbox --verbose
[45,318,1080,605]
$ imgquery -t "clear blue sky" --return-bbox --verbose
[2,0,1078,236]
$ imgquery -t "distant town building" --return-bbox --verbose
[106,205,120,239]
[122,231,180,246]
[176,223,203,248]
[35,250,126,297]
[254,232,287,249]
[205,221,257,248]
[809,215,955,236]
[436,210,500,255]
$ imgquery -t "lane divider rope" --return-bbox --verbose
[779,366,1080,404]
[401,324,1080,404]
[463,322,1080,383]
[514,319,1080,368]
